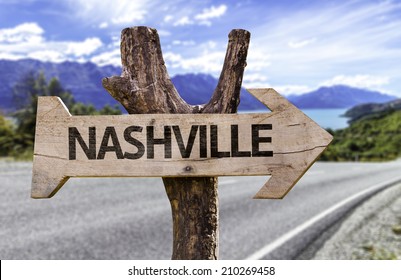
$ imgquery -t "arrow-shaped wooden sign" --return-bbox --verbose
[31,88,332,199]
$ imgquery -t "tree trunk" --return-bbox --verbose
[102,26,250,260]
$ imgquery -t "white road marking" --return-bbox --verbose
[245,175,401,260]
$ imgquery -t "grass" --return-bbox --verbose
[361,244,398,260]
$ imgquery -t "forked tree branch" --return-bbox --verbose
[201,29,250,113]
[102,26,250,114]
[102,26,250,260]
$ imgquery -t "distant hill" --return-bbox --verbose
[0,59,120,113]
[171,73,265,111]
[321,110,401,161]
[287,85,397,109]
[343,99,401,124]
[0,59,397,113]
[319,89,401,162]
[0,59,264,113]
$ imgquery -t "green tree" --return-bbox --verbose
[70,102,98,115]
[0,114,16,157]
[98,104,122,115]
[322,110,401,162]
[48,77,76,108]
[8,72,122,159]
[12,72,46,149]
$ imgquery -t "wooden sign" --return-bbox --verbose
[31,88,332,199]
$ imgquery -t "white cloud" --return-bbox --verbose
[163,34,227,75]
[66,0,149,26]
[169,4,227,27]
[288,38,316,49]
[320,75,390,90]
[90,49,121,66]
[164,15,173,23]
[194,4,227,26]
[195,4,227,20]
[164,52,182,68]
[164,50,225,73]
[66,37,103,57]
[274,85,313,95]
[242,73,270,89]
[243,73,268,83]
[0,22,43,44]
[0,52,24,60]
[172,40,195,46]
[0,22,104,63]
[99,22,108,29]
[173,16,193,26]
[246,48,272,71]
[111,13,146,25]
[27,50,65,63]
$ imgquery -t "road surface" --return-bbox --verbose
[1,160,401,259]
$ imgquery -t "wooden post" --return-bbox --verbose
[102,26,250,259]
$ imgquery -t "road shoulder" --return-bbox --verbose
[311,183,401,260]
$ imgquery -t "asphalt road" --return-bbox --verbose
[1,160,401,260]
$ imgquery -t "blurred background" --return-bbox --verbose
[1,0,401,260]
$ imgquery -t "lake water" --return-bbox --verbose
[240,108,349,130]
[302,108,349,130]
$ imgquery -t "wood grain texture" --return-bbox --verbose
[102,27,193,114]
[102,27,250,260]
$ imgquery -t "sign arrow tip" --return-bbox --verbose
[247,88,333,199]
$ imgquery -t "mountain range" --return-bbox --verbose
[287,85,396,109]
[0,59,119,113]
[344,98,401,123]
[0,59,398,113]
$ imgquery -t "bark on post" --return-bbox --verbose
[102,26,250,259]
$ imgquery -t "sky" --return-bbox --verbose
[1,0,401,96]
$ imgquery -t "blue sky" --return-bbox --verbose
[1,0,401,96]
